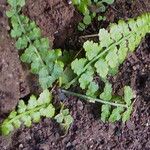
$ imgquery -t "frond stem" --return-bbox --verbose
[61,89,128,108]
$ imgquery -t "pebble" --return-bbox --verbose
[126,120,135,130]
[67,0,72,4]
[66,142,73,148]
[77,100,83,110]
[19,144,23,148]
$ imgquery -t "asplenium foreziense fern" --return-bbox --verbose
[55,104,74,131]
[2,0,73,136]
[63,13,150,122]
[4,0,150,135]
[6,0,64,90]
[72,0,114,31]
[1,89,55,135]
[1,89,74,135]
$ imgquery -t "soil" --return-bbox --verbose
[0,2,29,117]
[0,0,150,150]
[23,0,81,48]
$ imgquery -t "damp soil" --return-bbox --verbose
[0,1,29,117]
[0,0,150,150]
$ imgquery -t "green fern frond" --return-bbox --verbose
[71,13,150,86]
[68,13,150,92]
[72,0,114,31]
[6,0,64,90]
[1,89,55,135]
[55,104,73,131]
[65,13,150,122]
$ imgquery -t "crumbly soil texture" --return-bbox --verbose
[0,0,150,150]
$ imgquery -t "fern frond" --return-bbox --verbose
[1,89,55,135]
[55,104,73,131]
[70,13,150,90]
[70,13,150,86]
[6,0,64,90]
[65,13,150,122]
[72,0,114,31]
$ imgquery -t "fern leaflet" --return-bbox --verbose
[6,0,64,90]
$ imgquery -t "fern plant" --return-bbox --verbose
[6,0,64,90]
[55,104,73,131]
[3,0,150,135]
[64,13,150,122]
[72,0,114,31]
[1,0,72,136]
[1,89,55,135]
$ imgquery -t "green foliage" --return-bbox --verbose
[100,85,134,122]
[68,13,150,122]
[100,82,112,101]
[72,0,114,15]
[107,85,134,123]
[2,0,73,136]
[70,13,150,89]
[5,0,150,135]
[6,0,64,90]
[1,90,55,135]
[72,0,114,31]
[124,86,134,106]
[55,105,73,131]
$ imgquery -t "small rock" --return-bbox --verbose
[77,100,83,110]
[19,144,23,148]
[126,120,135,130]
[66,142,73,148]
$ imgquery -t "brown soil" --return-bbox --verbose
[0,0,150,150]
[23,0,81,48]
[0,2,29,117]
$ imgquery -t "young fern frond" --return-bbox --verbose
[6,0,64,90]
[68,13,150,89]
[72,0,114,14]
[64,13,150,122]
[72,0,114,31]
[1,90,55,135]
[55,104,73,131]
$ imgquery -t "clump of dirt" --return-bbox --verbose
[0,4,29,116]
[23,0,81,48]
